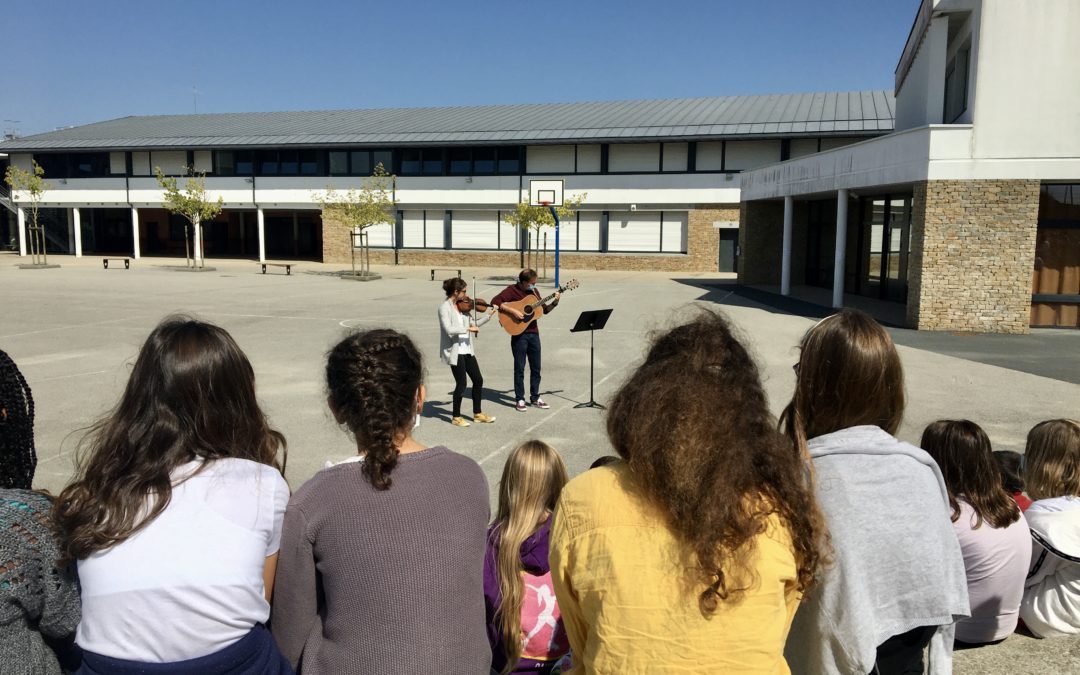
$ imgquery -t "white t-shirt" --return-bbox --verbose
[76,458,290,662]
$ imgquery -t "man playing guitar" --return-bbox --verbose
[491,269,560,412]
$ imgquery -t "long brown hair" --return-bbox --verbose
[1024,419,1080,501]
[54,316,286,562]
[780,309,905,455]
[921,420,1020,529]
[490,440,568,674]
[606,309,827,615]
[326,329,423,490]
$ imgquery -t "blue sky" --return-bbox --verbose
[4,0,919,136]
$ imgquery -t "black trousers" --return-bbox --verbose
[872,625,936,675]
[449,353,483,417]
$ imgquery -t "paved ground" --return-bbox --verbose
[3,252,1078,671]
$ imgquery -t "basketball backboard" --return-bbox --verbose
[529,179,564,207]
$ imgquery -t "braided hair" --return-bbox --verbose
[0,349,36,490]
[327,329,424,490]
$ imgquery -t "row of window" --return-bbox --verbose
[27,137,860,179]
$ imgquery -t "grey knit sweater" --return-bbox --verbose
[271,446,490,674]
[0,489,81,675]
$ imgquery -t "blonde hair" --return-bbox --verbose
[490,440,568,674]
[1024,419,1080,501]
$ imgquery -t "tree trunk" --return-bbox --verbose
[184,224,191,267]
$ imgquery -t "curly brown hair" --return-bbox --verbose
[326,329,424,490]
[606,309,828,615]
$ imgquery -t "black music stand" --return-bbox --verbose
[571,309,613,410]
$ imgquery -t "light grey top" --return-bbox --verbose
[0,489,81,675]
[0,91,894,151]
[785,426,970,675]
[271,445,490,675]
[438,298,491,367]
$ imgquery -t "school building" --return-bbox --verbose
[1,0,1077,332]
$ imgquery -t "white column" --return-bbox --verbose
[67,209,75,253]
[16,208,26,256]
[257,208,266,263]
[832,189,849,309]
[73,208,83,257]
[781,195,794,296]
[131,207,141,259]
[193,216,204,265]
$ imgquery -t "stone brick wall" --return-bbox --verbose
[738,200,784,284]
[907,180,1040,334]
[321,204,738,273]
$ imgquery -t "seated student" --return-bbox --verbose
[0,350,81,674]
[550,310,827,673]
[994,450,1034,512]
[485,440,570,674]
[52,317,291,673]
[780,310,969,675]
[1019,419,1080,638]
[921,420,1032,646]
[271,329,490,674]
[588,455,619,470]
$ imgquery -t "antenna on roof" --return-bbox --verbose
[192,86,201,114]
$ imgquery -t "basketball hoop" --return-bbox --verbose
[539,201,551,208]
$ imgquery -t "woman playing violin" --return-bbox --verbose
[438,278,498,427]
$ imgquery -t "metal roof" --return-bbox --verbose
[0,90,894,152]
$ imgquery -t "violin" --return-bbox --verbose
[456,295,492,314]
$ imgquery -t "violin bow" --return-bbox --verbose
[472,275,479,341]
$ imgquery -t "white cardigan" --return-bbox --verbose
[438,299,491,366]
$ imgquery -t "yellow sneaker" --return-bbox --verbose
[473,412,496,424]
[451,416,471,427]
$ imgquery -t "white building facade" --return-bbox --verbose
[740,0,1080,331]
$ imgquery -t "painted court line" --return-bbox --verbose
[477,365,630,467]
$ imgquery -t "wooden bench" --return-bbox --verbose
[102,258,130,270]
[430,268,462,281]
[260,262,293,275]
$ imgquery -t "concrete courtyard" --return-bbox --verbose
[2,252,1078,672]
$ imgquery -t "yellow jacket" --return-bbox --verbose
[549,462,801,674]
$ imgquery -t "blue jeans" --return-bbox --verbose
[510,332,541,403]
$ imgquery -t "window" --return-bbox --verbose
[329,151,349,175]
[257,150,279,175]
[33,154,68,178]
[216,151,236,176]
[497,147,521,174]
[70,153,110,178]
[449,148,471,175]
[473,148,496,174]
[372,150,392,173]
[279,150,299,175]
[300,150,320,175]
[943,41,971,123]
[422,149,444,175]
[351,151,371,176]
[235,151,255,175]
[400,149,421,175]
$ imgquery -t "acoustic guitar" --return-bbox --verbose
[497,279,580,336]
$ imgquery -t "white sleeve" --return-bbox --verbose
[266,469,291,556]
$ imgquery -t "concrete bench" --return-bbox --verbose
[430,267,462,281]
[102,258,130,270]
[260,262,293,275]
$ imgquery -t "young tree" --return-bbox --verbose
[5,161,51,265]
[502,193,587,272]
[155,166,224,268]
[314,163,396,278]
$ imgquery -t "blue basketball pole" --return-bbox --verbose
[549,205,560,287]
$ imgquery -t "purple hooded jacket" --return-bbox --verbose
[483,517,569,674]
